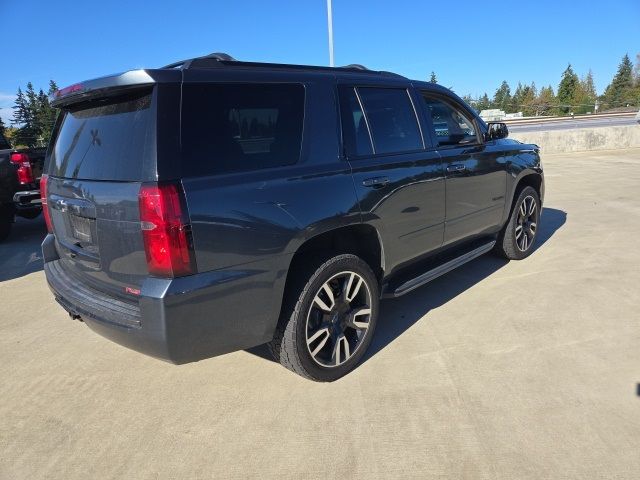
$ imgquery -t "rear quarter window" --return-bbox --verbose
[181,83,305,177]
[47,91,154,181]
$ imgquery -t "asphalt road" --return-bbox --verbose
[508,115,637,132]
[1,149,640,479]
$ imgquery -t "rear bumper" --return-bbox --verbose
[13,189,41,211]
[42,234,286,364]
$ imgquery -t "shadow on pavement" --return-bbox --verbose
[247,207,567,365]
[0,216,47,282]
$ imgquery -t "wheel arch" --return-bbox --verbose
[274,224,385,327]
[503,170,544,225]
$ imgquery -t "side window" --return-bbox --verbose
[356,87,423,155]
[181,83,305,176]
[338,87,373,157]
[421,94,478,147]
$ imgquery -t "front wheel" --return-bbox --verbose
[269,254,379,381]
[495,186,541,260]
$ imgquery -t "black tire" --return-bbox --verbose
[17,209,41,220]
[269,254,379,382]
[495,186,540,260]
[0,205,14,242]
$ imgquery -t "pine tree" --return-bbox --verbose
[493,81,511,112]
[429,71,437,83]
[520,83,537,116]
[48,80,59,96]
[533,85,557,116]
[0,116,6,137]
[12,87,27,125]
[557,64,579,114]
[510,82,521,112]
[572,70,597,114]
[603,54,635,109]
[476,93,491,112]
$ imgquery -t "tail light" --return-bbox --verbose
[40,174,53,233]
[138,183,196,277]
[10,152,34,184]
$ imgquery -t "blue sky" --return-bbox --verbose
[1,0,638,124]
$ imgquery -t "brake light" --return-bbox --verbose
[138,183,195,277]
[54,83,84,99]
[40,174,53,233]
[10,152,34,184]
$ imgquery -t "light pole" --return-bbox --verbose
[327,0,334,67]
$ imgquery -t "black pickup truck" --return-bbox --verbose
[0,131,46,241]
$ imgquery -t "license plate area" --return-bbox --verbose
[69,214,92,243]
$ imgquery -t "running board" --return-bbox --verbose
[384,241,496,298]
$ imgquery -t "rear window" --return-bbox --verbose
[181,83,305,176]
[47,91,154,181]
[356,87,423,155]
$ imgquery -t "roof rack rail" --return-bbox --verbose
[161,54,406,79]
[342,64,368,70]
[162,52,236,69]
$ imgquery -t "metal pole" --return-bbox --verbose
[327,0,334,67]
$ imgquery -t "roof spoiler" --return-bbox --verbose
[50,70,171,108]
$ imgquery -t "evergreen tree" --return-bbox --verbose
[476,93,491,112]
[429,71,437,83]
[0,116,6,137]
[557,64,579,114]
[533,85,557,116]
[493,81,511,112]
[520,83,537,116]
[572,70,597,114]
[603,54,635,108]
[10,80,59,147]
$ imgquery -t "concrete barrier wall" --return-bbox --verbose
[509,125,640,154]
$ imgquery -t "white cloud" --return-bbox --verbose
[0,92,16,105]
[0,107,13,125]
[0,93,16,125]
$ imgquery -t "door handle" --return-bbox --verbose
[362,176,390,188]
[446,164,466,173]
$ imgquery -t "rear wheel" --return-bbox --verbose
[0,205,14,242]
[495,186,540,260]
[17,209,41,220]
[269,254,379,381]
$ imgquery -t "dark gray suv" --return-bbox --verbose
[42,53,544,381]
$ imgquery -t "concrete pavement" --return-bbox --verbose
[1,149,640,479]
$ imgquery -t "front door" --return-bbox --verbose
[419,92,507,245]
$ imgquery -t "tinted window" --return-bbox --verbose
[356,88,422,155]
[421,95,478,146]
[48,91,154,180]
[181,83,304,176]
[339,87,373,157]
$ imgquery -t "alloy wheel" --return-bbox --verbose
[305,271,372,367]
[515,195,537,252]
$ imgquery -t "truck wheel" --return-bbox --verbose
[495,186,540,260]
[269,254,379,381]
[17,209,41,220]
[0,205,14,242]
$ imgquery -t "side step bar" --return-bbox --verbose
[384,241,496,298]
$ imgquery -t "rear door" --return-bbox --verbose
[45,88,161,300]
[418,91,507,245]
[340,84,445,274]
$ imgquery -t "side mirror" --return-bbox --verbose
[486,122,509,140]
